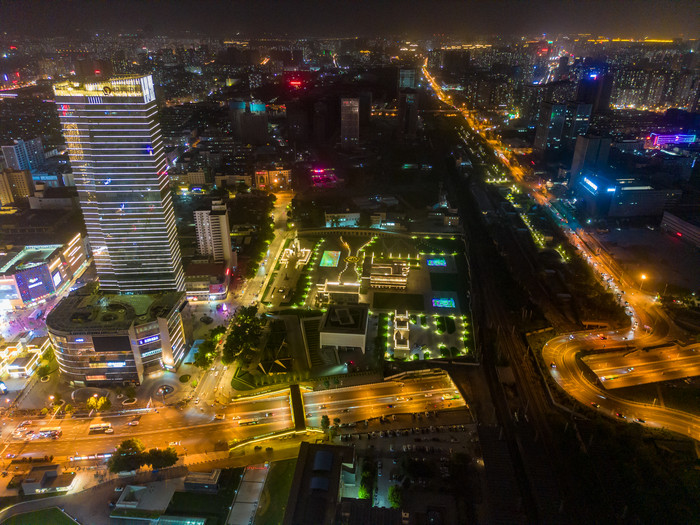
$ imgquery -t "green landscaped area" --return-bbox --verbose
[430,272,459,292]
[165,467,245,525]
[613,382,700,417]
[2,508,77,525]
[373,292,425,311]
[254,458,298,525]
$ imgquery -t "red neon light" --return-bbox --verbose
[94,70,101,74]
[226,267,231,275]
[9,46,16,50]
[289,80,302,86]
[676,232,682,237]
[15,72,20,77]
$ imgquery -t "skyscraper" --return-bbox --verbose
[2,138,44,171]
[194,200,232,265]
[340,97,360,148]
[53,75,184,293]
[534,101,567,151]
[570,135,611,185]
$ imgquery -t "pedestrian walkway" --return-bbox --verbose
[226,463,269,525]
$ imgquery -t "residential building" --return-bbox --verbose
[194,200,232,264]
[0,169,35,203]
[53,75,184,294]
[2,138,44,171]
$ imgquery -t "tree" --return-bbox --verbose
[194,339,217,369]
[333,417,341,427]
[144,447,178,470]
[63,404,73,413]
[87,397,97,410]
[358,485,370,499]
[321,415,330,433]
[108,439,146,473]
[96,396,111,411]
[388,485,402,509]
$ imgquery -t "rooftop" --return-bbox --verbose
[0,244,62,274]
[319,303,369,335]
[46,283,185,334]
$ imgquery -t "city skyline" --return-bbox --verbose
[0,0,698,39]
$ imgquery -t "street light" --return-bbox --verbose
[640,274,647,292]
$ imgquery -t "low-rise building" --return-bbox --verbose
[46,284,188,386]
[319,304,369,355]
[184,262,229,302]
[184,469,221,494]
[21,464,76,494]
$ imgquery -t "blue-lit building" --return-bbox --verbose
[0,233,88,310]
[574,172,682,218]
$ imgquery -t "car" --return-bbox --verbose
[342,408,350,413]
[169,441,180,446]
[590,402,600,408]
[223,366,228,371]
[210,367,216,372]
[231,416,241,420]
[634,418,646,423]
[387,404,394,409]
[194,398,200,405]
[550,362,556,369]
[615,412,626,419]
[25,430,34,436]
[265,412,274,417]
[128,421,139,426]
[5,454,15,459]
[105,428,114,434]
[214,414,225,420]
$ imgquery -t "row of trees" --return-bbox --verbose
[107,439,178,473]
[222,306,263,363]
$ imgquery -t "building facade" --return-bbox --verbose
[2,138,44,171]
[340,98,360,147]
[53,75,184,294]
[0,233,88,310]
[46,284,187,385]
[194,200,231,264]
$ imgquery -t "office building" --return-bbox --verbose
[563,102,592,142]
[46,283,187,385]
[194,200,232,265]
[0,169,35,204]
[399,68,417,90]
[570,135,611,184]
[230,99,268,144]
[340,98,360,147]
[534,102,567,151]
[576,73,613,114]
[398,90,418,139]
[2,138,44,171]
[53,75,184,293]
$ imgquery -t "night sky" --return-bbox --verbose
[0,0,697,38]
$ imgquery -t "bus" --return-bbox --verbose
[38,427,62,439]
[89,422,112,433]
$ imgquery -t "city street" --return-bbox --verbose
[0,374,465,466]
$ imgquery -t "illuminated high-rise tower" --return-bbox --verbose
[53,76,184,293]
